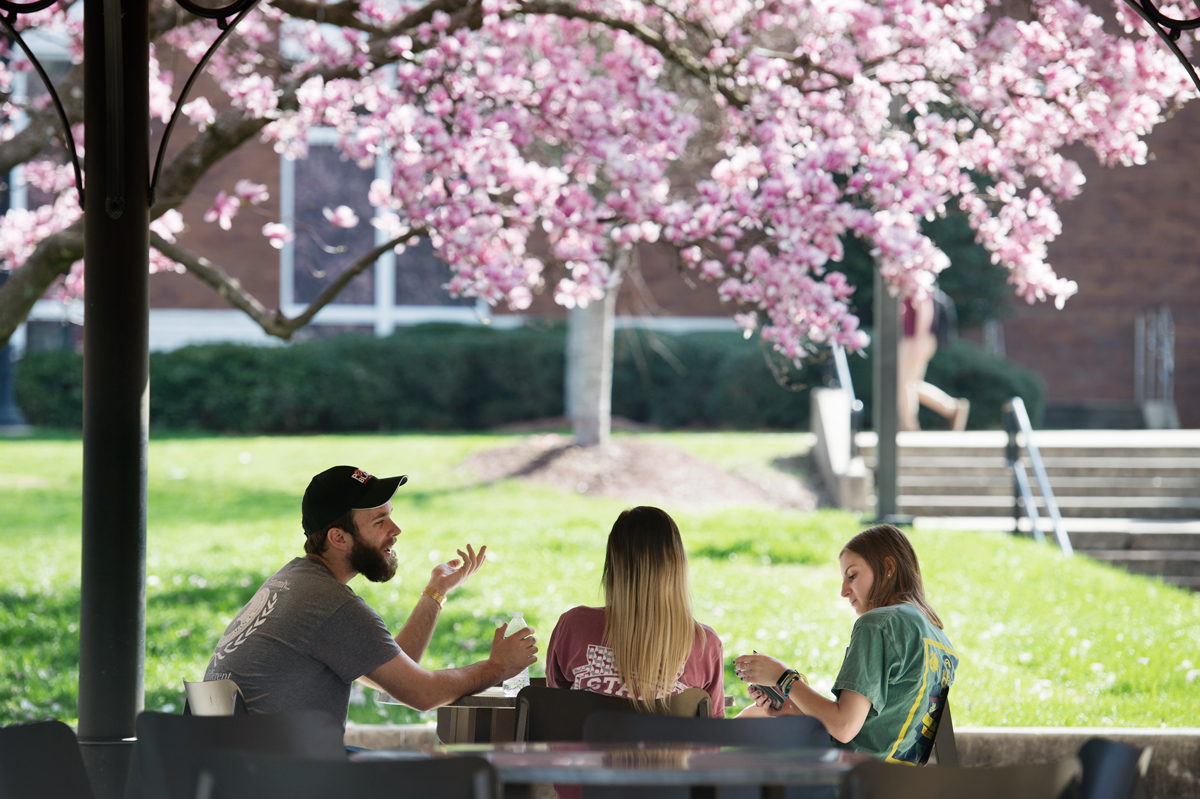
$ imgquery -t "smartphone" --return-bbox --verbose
[753,683,786,710]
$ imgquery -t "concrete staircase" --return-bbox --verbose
[856,430,1200,591]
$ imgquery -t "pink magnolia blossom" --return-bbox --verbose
[181,97,216,131]
[149,211,187,274]
[262,222,294,250]
[235,180,269,205]
[322,206,360,228]
[203,191,240,231]
[1,0,1195,361]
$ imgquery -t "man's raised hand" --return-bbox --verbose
[429,543,488,596]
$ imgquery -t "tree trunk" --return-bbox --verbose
[566,253,629,447]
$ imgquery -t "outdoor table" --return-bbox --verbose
[352,741,866,799]
[377,689,739,744]
[377,686,518,743]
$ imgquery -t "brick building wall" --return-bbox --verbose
[1000,100,1200,428]
[149,135,281,309]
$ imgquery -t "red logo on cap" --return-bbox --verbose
[351,469,373,484]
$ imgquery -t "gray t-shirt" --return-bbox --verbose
[205,557,402,722]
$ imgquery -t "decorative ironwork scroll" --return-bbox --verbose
[149,0,262,205]
[1125,0,1200,92]
[0,0,86,207]
[0,0,263,211]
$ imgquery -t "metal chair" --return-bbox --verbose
[583,712,833,799]
[0,720,96,799]
[843,754,1083,799]
[182,679,247,716]
[928,698,958,766]
[125,710,347,799]
[514,685,712,742]
[1078,737,1151,799]
[194,750,496,799]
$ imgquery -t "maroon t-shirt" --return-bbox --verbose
[545,605,726,718]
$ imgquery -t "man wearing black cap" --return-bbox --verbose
[204,465,536,723]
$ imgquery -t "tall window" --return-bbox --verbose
[291,143,376,306]
[280,129,475,336]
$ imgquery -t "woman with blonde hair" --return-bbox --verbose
[545,506,724,717]
[734,524,957,765]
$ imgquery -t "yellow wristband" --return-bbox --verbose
[422,586,446,608]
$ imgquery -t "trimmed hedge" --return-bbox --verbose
[834,335,1045,431]
[611,330,819,429]
[146,324,567,433]
[922,339,1045,428]
[13,323,1043,432]
[10,349,84,429]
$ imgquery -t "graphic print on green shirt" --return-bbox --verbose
[831,602,958,765]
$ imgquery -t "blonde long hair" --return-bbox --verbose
[602,506,703,711]
[842,524,943,628]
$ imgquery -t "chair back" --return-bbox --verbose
[928,698,958,766]
[182,680,247,716]
[0,720,96,799]
[1078,738,1151,799]
[844,755,1083,799]
[125,710,346,799]
[194,751,496,799]
[583,712,830,748]
[581,712,831,799]
[515,686,711,742]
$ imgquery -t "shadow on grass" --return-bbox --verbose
[0,589,82,723]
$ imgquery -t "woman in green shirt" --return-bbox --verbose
[733,524,957,765]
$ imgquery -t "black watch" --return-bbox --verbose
[777,669,800,696]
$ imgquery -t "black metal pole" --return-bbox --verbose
[78,0,149,793]
[1004,402,1021,535]
[872,266,901,522]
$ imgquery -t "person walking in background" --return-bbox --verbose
[734,524,958,765]
[899,290,970,431]
[204,464,536,724]
[545,506,725,717]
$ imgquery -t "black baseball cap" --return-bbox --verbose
[302,465,408,534]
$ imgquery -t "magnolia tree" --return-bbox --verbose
[0,0,1192,436]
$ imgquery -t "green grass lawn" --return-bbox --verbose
[1,432,1197,728]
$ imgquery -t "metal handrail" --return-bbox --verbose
[1003,397,1073,556]
[832,344,864,458]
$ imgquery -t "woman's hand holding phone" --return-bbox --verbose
[751,682,787,710]
[733,650,791,710]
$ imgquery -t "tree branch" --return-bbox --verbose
[150,109,275,218]
[0,67,85,177]
[149,227,426,340]
[0,222,85,349]
[509,0,748,109]
[268,0,374,31]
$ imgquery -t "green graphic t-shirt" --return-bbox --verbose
[832,602,958,765]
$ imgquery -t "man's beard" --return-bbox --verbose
[348,535,398,583]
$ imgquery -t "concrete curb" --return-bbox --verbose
[956,727,1200,799]
[345,723,1200,799]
